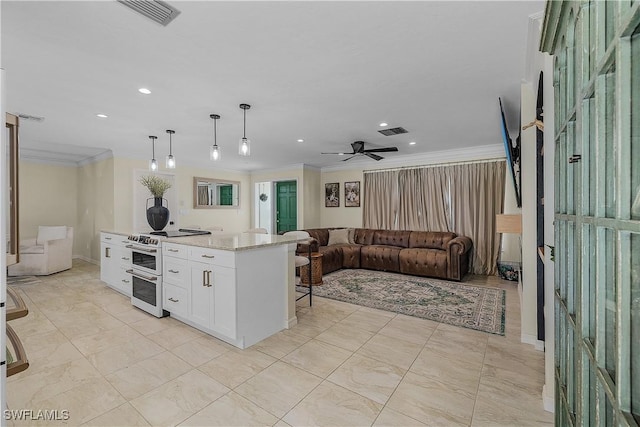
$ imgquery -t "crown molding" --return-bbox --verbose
[249,163,320,176]
[77,149,113,166]
[20,147,112,167]
[320,144,505,172]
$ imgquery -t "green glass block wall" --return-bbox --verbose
[541,1,640,425]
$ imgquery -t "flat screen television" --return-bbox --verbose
[499,97,521,207]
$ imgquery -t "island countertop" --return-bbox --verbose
[161,232,300,251]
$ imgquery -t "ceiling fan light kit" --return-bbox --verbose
[148,135,158,171]
[165,129,176,169]
[210,114,221,161]
[238,103,251,157]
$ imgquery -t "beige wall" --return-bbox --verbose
[320,169,364,228]
[302,167,321,228]
[19,161,79,249]
[77,157,115,262]
[113,157,252,234]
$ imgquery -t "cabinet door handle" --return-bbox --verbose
[121,240,129,244]
[206,270,212,287]
[121,257,130,261]
[168,297,179,303]
[202,270,207,286]
[168,269,179,273]
[201,254,215,259]
[105,237,112,240]
[122,279,130,284]
[168,248,179,253]
[105,247,111,258]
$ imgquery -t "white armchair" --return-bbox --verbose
[8,226,74,276]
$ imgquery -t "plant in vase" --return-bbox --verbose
[139,175,172,231]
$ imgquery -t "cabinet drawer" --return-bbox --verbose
[164,283,188,317]
[114,268,132,297]
[101,232,122,244]
[163,256,189,287]
[189,247,235,268]
[163,243,187,259]
[119,248,132,268]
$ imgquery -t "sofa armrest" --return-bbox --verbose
[446,236,472,255]
[446,236,473,280]
[296,238,319,255]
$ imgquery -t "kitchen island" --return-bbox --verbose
[161,232,300,349]
[100,230,300,349]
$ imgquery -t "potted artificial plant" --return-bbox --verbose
[139,175,172,231]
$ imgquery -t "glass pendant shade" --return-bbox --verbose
[166,129,176,169]
[238,104,251,157]
[166,154,175,169]
[210,145,220,161]
[148,135,158,171]
[210,114,221,161]
[239,137,250,156]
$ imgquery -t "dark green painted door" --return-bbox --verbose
[218,185,232,206]
[276,181,297,234]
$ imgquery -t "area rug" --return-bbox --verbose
[6,276,41,286]
[311,269,505,335]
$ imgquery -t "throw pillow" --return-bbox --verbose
[327,228,350,246]
[348,228,356,244]
[36,226,68,245]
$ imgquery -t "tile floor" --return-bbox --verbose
[7,260,553,426]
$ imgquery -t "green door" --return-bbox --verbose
[276,181,297,234]
[218,185,232,206]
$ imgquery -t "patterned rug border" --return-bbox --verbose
[303,269,506,335]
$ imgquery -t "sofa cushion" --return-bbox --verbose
[305,228,330,247]
[399,248,448,278]
[409,231,457,250]
[36,226,67,245]
[339,244,362,268]
[361,245,402,272]
[20,244,45,254]
[372,230,411,248]
[328,228,350,246]
[318,245,344,275]
[353,228,375,245]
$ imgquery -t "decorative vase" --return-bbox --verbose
[146,197,169,231]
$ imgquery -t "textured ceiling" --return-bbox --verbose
[2,1,544,171]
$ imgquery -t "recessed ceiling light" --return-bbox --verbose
[138,88,151,95]
[96,114,108,118]
[409,141,417,145]
[297,139,304,143]
[379,122,388,127]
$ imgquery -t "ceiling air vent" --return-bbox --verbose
[117,0,181,26]
[378,127,408,136]
[15,113,44,122]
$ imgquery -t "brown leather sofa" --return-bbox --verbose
[300,228,472,281]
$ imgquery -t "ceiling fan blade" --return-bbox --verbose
[342,155,358,162]
[351,141,365,153]
[365,152,383,161]
[321,152,346,155]
[364,147,398,153]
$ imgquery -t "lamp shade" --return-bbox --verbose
[495,214,522,234]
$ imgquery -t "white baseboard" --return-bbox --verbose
[287,316,298,329]
[521,333,545,351]
[73,255,99,265]
[542,384,555,413]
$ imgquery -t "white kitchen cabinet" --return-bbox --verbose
[159,235,292,349]
[100,232,132,296]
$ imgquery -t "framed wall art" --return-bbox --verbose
[325,182,339,207]
[344,181,360,207]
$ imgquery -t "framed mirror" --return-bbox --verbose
[193,177,240,209]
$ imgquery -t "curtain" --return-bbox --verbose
[447,161,506,275]
[198,185,209,205]
[397,167,451,232]
[363,170,399,229]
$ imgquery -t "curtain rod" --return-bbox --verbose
[363,157,505,174]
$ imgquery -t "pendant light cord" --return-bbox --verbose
[243,108,246,138]
[214,117,218,146]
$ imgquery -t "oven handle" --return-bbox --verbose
[125,244,157,253]
[126,269,158,282]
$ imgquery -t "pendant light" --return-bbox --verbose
[210,114,221,161]
[148,135,158,171]
[166,129,176,169]
[238,103,251,156]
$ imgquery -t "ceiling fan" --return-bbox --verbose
[322,141,398,161]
